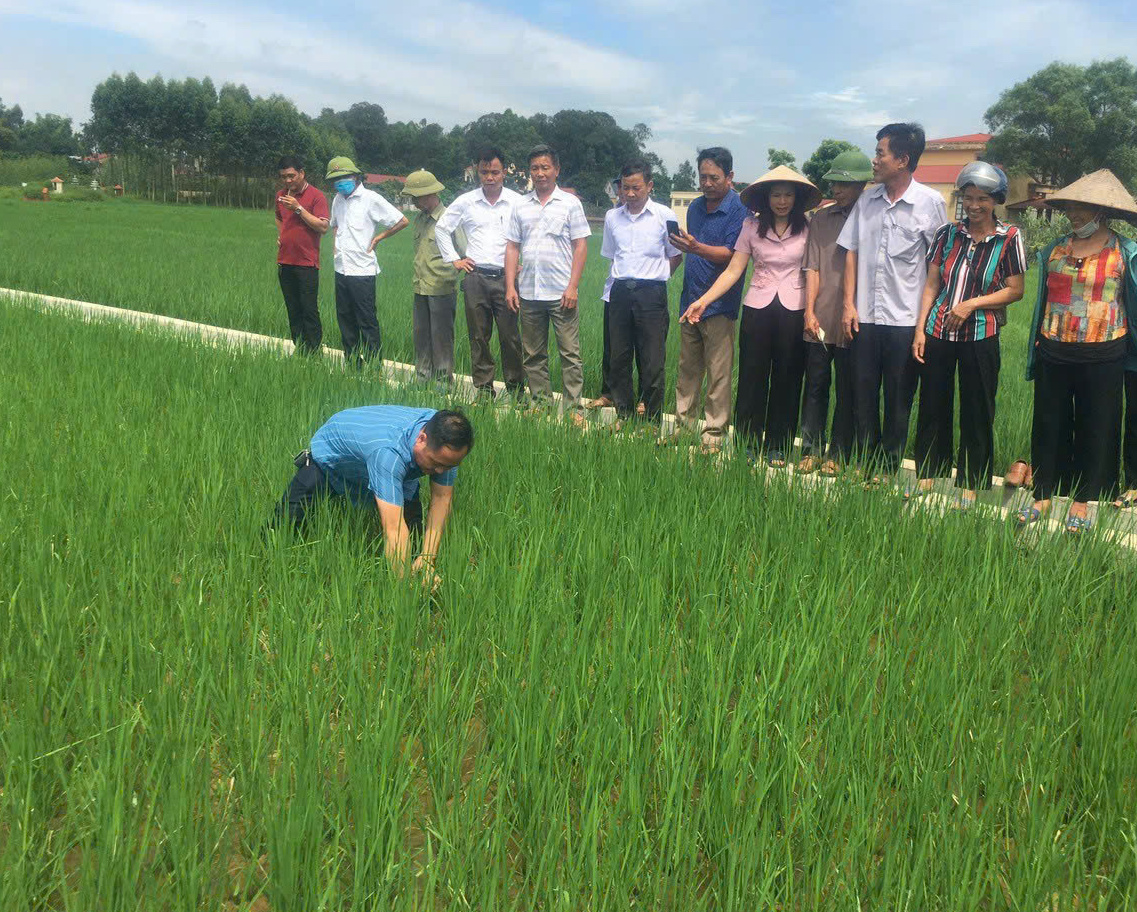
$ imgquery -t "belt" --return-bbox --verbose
[613,278,666,290]
[473,265,505,278]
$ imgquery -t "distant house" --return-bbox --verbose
[914,134,1045,220]
[82,152,111,165]
[669,191,701,231]
[50,176,64,194]
[364,173,406,186]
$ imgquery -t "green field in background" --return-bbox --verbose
[0,197,1038,464]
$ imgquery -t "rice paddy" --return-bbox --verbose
[1,198,1135,910]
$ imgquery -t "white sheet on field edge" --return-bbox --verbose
[3,285,1136,551]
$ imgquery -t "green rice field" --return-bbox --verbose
[2,199,1135,910]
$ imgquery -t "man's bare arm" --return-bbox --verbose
[375,498,411,577]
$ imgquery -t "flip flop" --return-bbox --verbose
[1014,506,1042,527]
[767,451,787,468]
[1064,514,1092,534]
[1111,489,1137,509]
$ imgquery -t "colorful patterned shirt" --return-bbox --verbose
[1041,234,1128,344]
[924,220,1025,342]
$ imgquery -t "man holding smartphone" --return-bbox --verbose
[601,159,682,431]
[275,156,330,354]
[669,147,747,452]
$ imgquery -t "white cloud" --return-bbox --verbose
[0,0,660,124]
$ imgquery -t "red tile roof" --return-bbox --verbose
[913,164,965,185]
[365,173,406,184]
[926,133,991,145]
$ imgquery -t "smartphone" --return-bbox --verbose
[666,219,680,238]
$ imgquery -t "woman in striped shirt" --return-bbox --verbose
[911,163,1025,508]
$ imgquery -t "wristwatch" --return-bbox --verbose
[295,206,304,216]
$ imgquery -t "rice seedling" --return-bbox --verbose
[1,299,1134,910]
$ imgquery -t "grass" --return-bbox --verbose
[1,299,1135,910]
[0,197,1038,465]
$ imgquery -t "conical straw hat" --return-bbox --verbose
[740,165,822,212]
[1046,169,1137,221]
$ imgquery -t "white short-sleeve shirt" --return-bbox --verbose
[329,184,405,276]
[434,186,522,269]
[506,186,592,300]
[600,199,681,282]
[836,179,947,326]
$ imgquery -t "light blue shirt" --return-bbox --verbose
[836,179,947,327]
[309,406,456,506]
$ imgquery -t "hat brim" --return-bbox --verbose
[822,169,873,184]
[740,181,823,212]
[403,180,445,196]
[1045,198,1137,222]
[325,170,357,181]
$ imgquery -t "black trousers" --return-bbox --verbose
[609,281,669,420]
[278,264,322,353]
[799,341,855,460]
[851,323,918,474]
[1125,370,1137,490]
[274,453,423,534]
[1031,355,1124,503]
[914,333,1001,489]
[735,300,806,454]
[334,273,381,366]
[600,299,643,403]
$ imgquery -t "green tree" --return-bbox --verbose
[802,139,860,197]
[0,98,24,152]
[644,152,672,204]
[340,102,388,170]
[17,113,79,156]
[673,159,696,191]
[462,109,541,174]
[767,148,796,170]
[985,58,1137,189]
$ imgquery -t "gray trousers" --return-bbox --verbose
[462,272,524,395]
[412,292,457,381]
[519,299,584,408]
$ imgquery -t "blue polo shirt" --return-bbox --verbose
[309,406,457,506]
[679,189,748,320]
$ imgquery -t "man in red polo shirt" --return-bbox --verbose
[275,155,330,353]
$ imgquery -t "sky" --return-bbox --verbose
[3,0,1137,180]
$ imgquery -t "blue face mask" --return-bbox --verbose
[334,179,356,196]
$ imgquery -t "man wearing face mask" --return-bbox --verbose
[326,156,409,368]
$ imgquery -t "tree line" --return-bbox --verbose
[2,57,1135,207]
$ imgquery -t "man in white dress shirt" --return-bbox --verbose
[601,159,682,427]
[325,156,409,367]
[505,144,591,422]
[837,123,947,477]
[435,146,525,399]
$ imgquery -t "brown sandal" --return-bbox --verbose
[1004,460,1032,489]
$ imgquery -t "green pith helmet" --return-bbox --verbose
[402,169,445,197]
[326,156,362,180]
[823,150,873,183]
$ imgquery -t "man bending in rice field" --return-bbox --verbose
[272,407,473,588]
